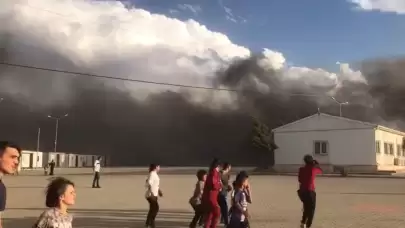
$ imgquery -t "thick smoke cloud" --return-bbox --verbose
[0,0,404,166]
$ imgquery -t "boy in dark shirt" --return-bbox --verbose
[189,169,207,228]
[0,141,21,228]
[297,155,322,228]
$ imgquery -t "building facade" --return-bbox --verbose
[20,151,103,169]
[273,113,405,173]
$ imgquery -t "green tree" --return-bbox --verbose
[251,116,278,168]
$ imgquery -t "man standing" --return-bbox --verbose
[218,162,232,226]
[92,156,102,188]
[0,141,21,228]
[48,159,56,176]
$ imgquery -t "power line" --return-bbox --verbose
[0,61,324,98]
[0,62,235,91]
[7,3,327,98]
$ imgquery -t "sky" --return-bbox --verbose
[132,0,405,70]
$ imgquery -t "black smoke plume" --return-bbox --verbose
[1,6,405,166]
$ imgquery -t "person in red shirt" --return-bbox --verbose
[202,158,221,228]
[297,155,322,228]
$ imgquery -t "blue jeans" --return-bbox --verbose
[218,193,229,225]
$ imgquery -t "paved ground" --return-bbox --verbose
[3,169,405,228]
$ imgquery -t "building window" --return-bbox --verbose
[384,142,389,154]
[389,143,394,155]
[397,145,402,157]
[375,141,381,153]
[403,148,405,157]
[314,141,328,155]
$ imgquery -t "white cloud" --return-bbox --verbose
[177,4,201,15]
[349,0,405,14]
[0,0,364,109]
[168,9,179,14]
[218,0,246,24]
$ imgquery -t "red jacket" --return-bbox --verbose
[202,168,221,203]
[298,165,322,191]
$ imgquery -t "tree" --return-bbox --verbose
[251,116,278,168]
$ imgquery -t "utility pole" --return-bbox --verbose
[330,97,349,117]
[47,113,68,153]
[37,128,41,151]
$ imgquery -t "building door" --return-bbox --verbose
[56,154,60,167]
[75,155,79,167]
[29,153,34,168]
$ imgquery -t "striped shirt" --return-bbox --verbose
[33,208,73,228]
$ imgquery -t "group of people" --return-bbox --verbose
[144,155,322,228]
[0,140,322,228]
[144,159,253,228]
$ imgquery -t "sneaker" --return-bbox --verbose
[300,223,306,228]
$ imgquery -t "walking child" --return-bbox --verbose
[228,173,251,228]
[189,169,207,228]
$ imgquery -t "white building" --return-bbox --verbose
[273,113,405,173]
[44,153,99,168]
[20,150,44,168]
[19,151,103,169]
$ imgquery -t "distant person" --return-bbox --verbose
[189,169,207,228]
[44,164,49,176]
[49,160,56,176]
[0,141,21,228]
[92,156,102,188]
[33,177,76,228]
[218,162,232,226]
[228,174,251,228]
[297,155,322,228]
[145,164,163,228]
[202,158,221,228]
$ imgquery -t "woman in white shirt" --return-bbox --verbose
[145,164,163,228]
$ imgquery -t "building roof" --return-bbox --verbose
[272,112,405,136]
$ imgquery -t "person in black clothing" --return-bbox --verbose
[0,141,21,227]
[49,160,56,176]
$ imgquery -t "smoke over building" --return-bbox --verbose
[0,1,404,166]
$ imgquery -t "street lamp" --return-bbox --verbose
[330,97,349,117]
[47,113,69,153]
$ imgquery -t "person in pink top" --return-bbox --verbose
[297,155,322,228]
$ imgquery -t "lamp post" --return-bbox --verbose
[330,97,349,117]
[47,113,68,153]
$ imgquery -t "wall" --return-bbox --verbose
[20,150,43,168]
[375,129,405,171]
[26,152,103,168]
[46,153,69,168]
[274,128,376,173]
